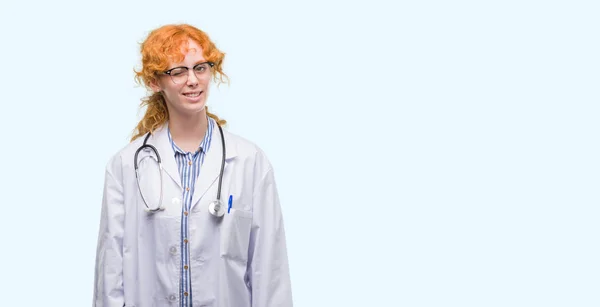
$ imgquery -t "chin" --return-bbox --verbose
[165,92,209,117]
[182,103,207,114]
[180,97,206,112]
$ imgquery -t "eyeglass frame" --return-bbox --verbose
[160,61,215,84]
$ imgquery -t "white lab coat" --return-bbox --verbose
[93,122,293,307]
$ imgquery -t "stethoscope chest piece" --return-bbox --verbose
[208,200,225,217]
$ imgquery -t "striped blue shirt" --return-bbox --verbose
[167,117,214,307]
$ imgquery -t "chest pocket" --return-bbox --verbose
[220,208,253,263]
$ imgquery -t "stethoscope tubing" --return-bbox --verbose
[134,123,226,215]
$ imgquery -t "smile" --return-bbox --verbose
[183,91,202,97]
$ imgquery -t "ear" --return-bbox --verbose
[149,78,162,93]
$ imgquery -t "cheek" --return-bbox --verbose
[162,84,183,99]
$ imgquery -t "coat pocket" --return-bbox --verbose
[219,208,253,263]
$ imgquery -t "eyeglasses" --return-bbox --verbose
[162,61,215,84]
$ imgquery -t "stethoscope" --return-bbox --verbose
[133,123,227,217]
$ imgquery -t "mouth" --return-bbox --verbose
[182,91,203,97]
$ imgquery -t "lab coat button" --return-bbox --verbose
[172,198,181,205]
[170,246,177,254]
[168,294,176,301]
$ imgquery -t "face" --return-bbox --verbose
[151,39,212,118]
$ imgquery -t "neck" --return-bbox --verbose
[168,108,209,152]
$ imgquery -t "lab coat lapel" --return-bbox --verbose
[152,124,183,190]
[191,126,236,211]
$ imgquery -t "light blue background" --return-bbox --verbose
[0,0,598,306]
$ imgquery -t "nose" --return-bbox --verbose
[186,70,199,86]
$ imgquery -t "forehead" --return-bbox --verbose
[168,39,205,64]
[180,39,203,55]
[162,39,206,70]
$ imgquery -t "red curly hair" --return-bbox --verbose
[131,24,229,141]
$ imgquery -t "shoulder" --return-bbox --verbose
[222,128,273,174]
[104,134,147,175]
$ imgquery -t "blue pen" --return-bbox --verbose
[227,195,233,213]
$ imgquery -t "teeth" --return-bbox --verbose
[184,92,200,97]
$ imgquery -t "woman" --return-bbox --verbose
[93,24,293,307]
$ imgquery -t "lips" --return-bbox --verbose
[183,91,202,97]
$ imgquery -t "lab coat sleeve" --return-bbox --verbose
[93,155,125,307]
[248,167,293,306]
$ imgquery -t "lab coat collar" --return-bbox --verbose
[153,123,182,189]
[190,120,237,210]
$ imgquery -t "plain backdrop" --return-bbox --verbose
[0,0,598,306]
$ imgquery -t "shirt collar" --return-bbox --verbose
[167,116,215,155]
